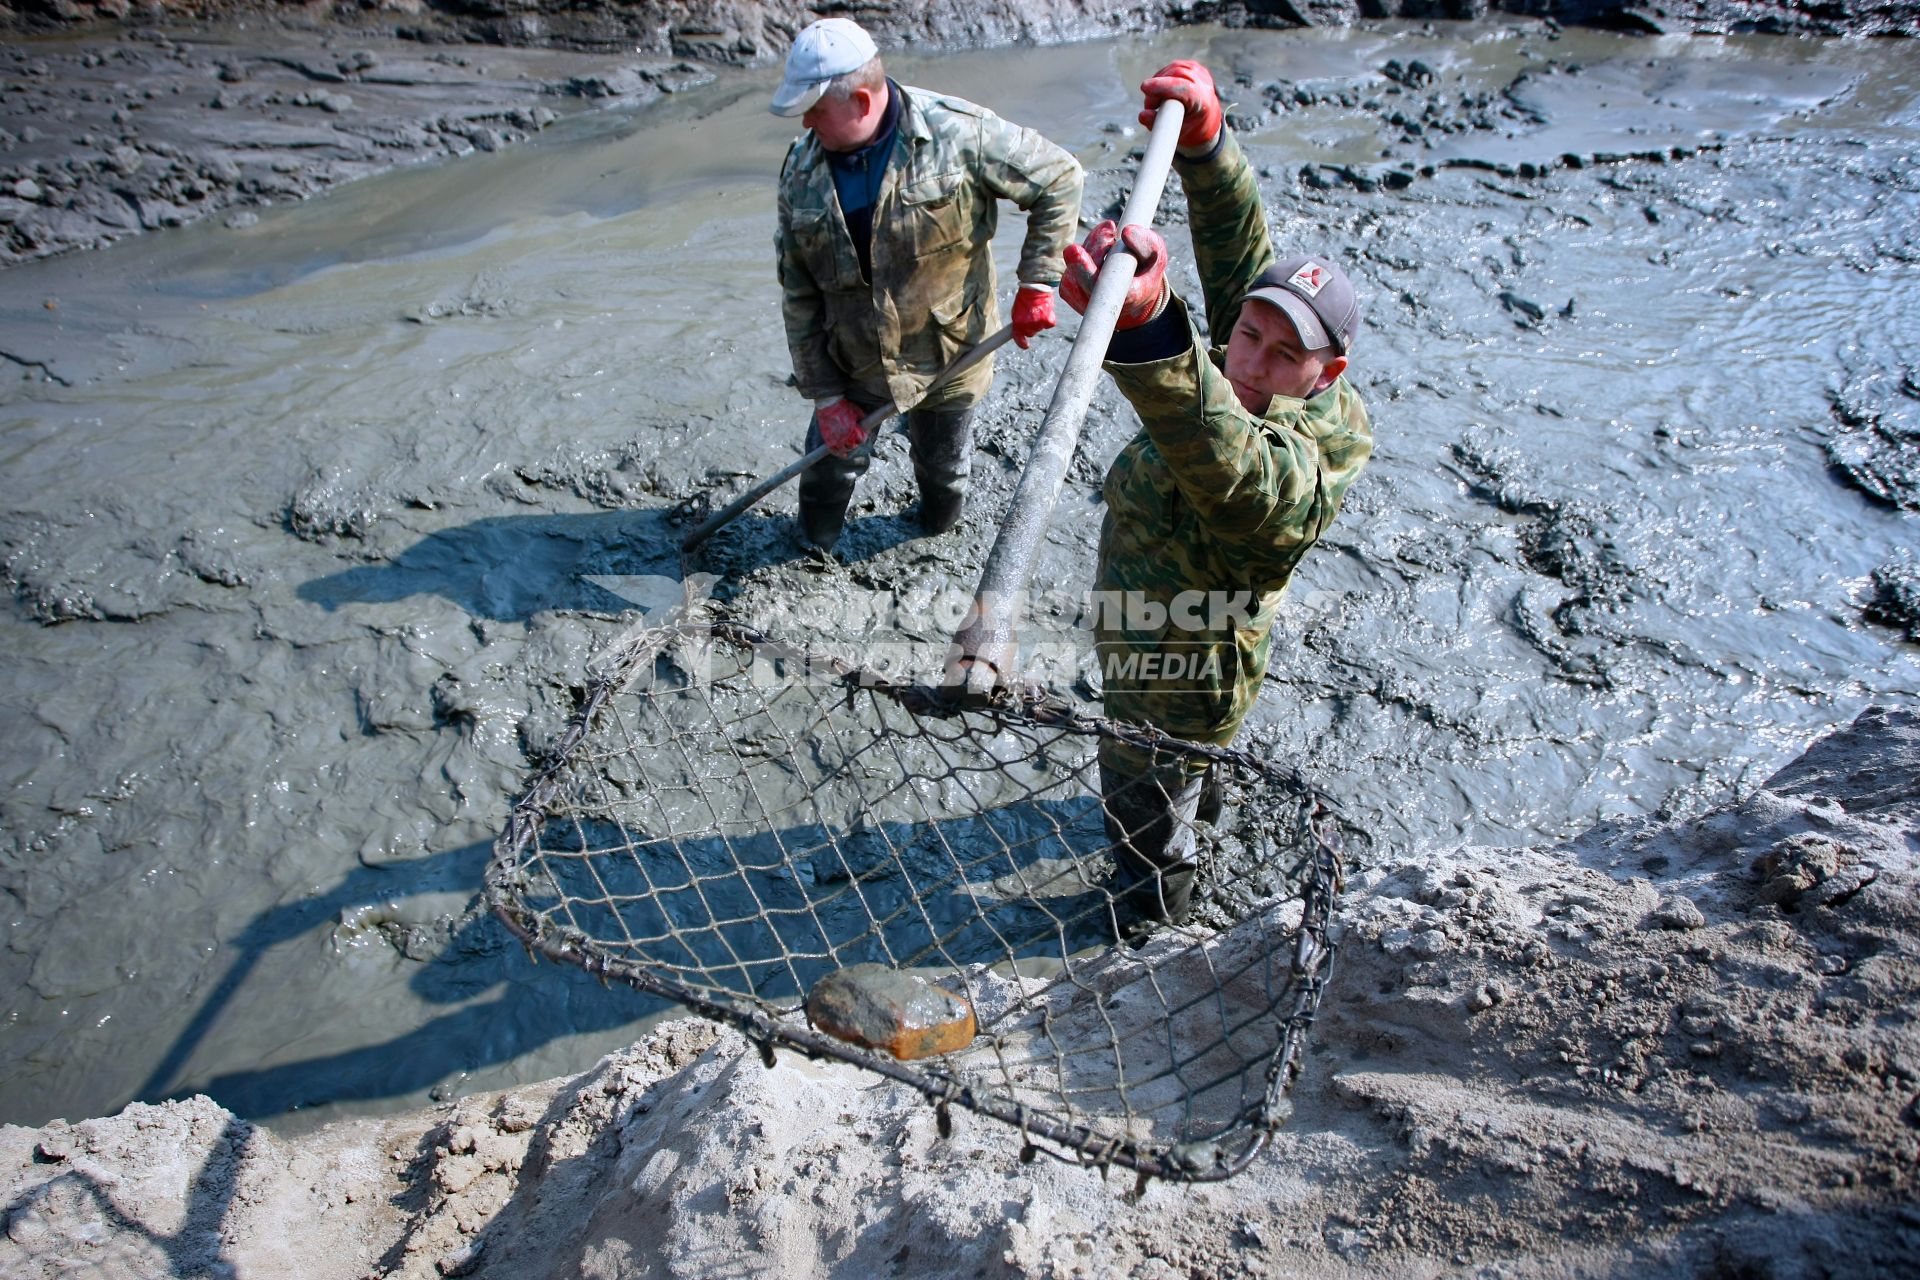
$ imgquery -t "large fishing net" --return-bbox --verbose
[486,606,1344,1182]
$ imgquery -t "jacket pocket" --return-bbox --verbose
[895,169,969,256]
[825,318,883,383]
[787,206,860,292]
[929,281,975,357]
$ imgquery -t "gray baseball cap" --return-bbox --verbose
[1241,255,1361,356]
[769,18,879,118]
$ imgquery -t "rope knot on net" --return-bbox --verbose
[487,610,1344,1181]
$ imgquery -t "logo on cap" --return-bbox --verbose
[1287,263,1329,297]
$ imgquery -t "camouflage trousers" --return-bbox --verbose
[798,401,975,548]
[1097,738,1225,926]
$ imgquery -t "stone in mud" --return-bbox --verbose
[1753,833,1874,909]
[1864,556,1920,641]
[561,68,654,100]
[1647,894,1706,931]
[805,963,976,1061]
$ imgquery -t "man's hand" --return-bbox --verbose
[1059,220,1168,330]
[1011,284,1056,350]
[815,397,868,458]
[1140,60,1223,154]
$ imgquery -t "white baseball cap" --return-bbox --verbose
[769,18,879,118]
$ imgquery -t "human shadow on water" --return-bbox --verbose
[144,794,1120,1122]
[136,840,671,1122]
[296,508,690,623]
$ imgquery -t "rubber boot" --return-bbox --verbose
[797,409,867,551]
[798,494,851,551]
[918,483,964,535]
[1196,765,1224,827]
[907,405,973,536]
[1112,852,1197,928]
[1099,758,1203,928]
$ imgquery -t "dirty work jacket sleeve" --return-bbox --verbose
[972,113,1083,290]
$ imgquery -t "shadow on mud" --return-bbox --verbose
[296,510,688,621]
[135,840,669,1121]
[143,793,1118,1121]
[1,1114,257,1274]
[296,502,941,623]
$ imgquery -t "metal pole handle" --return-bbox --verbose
[946,99,1188,696]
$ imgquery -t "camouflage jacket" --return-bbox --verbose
[776,84,1082,414]
[1096,130,1373,747]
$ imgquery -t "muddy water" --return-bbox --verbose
[1,22,1915,1135]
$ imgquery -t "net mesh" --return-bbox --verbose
[485,610,1343,1181]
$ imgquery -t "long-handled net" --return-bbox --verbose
[485,610,1343,1181]
[486,97,1346,1182]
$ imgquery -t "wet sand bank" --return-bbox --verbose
[8,0,1920,270]
[0,23,720,269]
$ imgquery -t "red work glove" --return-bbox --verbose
[1058,220,1168,330]
[1011,284,1056,349]
[1140,60,1223,153]
[815,396,868,458]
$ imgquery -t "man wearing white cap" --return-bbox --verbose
[1056,61,1373,928]
[771,17,1082,549]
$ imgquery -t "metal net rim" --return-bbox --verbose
[483,608,1344,1182]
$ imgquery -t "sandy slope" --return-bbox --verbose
[4,704,1913,1278]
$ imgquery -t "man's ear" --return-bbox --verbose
[1315,354,1349,392]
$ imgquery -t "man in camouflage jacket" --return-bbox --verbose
[1059,61,1373,925]
[771,18,1082,548]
